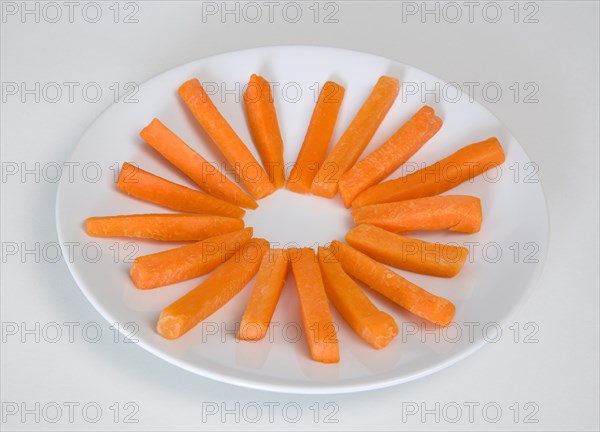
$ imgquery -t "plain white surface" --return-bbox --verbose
[54,45,549,394]
[1,1,598,430]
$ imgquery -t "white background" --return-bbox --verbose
[1,1,598,431]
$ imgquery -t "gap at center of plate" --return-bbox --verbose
[243,188,352,248]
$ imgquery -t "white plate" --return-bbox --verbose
[56,46,548,394]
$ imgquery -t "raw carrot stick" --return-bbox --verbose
[338,105,442,207]
[140,118,257,209]
[243,74,286,189]
[317,247,398,349]
[346,224,468,277]
[290,248,339,363]
[85,214,244,241]
[311,76,400,198]
[286,81,345,194]
[130,228,253,289]
[352,195,482,234]
[352,137,505,207]
[117,162,245,218]
[238,248,289,341]
[178,79,276,199]
[331,241,455,326]
[157,238,269,339]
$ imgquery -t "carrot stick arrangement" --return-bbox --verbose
[140,118,257,209]
[311,76,400,198]
[83,72,511,364]
[117,162,245,218]
[85,214,244,241]
[352,195,482,234]
[238,248,289,341]
[331,241,455,326]
[130,228,253,289]
[346,224,469,277]
[290,248,339,363]
[338,105,442,207]
[318,247,398,349]
[352,137,506,207]
[287,81,345,194]
[179,78,276,199]
[157,238,269,339]
[243,74,286,189]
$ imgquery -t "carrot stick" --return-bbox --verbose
[238,248,289,341]
[317,247,398,349]
[331,241,455,326]
[352,195,482,234]
[346,224,468,277]
[85,214,244,241]
[290,248,339,363]
[157,238,269,339]
[338,105,442,207]
[131,228,253,289]
[311,76,399,198]
[178,79,276,199]
[353,137,505,207]
[140,118,257,209]
[117,162,245,218]
[286,81,345,194]
[243,74,286,189]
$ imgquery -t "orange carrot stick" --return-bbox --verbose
[157,238,269,339]
[238,248,289,341]
[352,195,482,234]
[286,81,345,194]
[353,137,505,207]
[140,118,257,209]
[290,248,339,363]
[331,241,455,326]
[117,162,245,218]
[130,228,253,289]
[317,247,398,349]
[243,74,286,189]
[338,105,442,207]
[85,214,244,241]
[346,224,468,277]
[311,76,399,198]
[179,79,276,199]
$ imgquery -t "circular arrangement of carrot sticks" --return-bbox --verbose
[85,74,506,364]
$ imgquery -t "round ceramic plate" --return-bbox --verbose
[56,46,548,394]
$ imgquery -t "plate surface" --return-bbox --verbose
[56,46,548,393]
